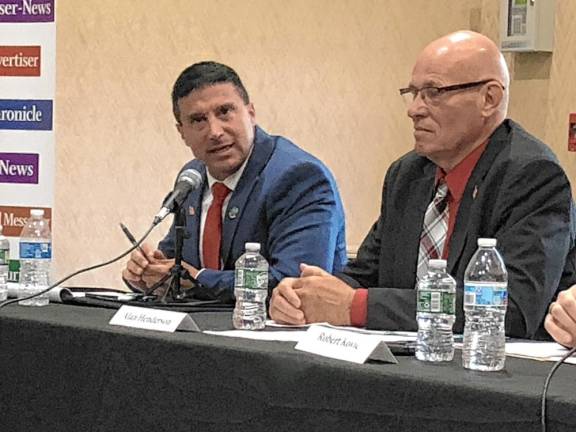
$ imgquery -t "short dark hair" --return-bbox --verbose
[171,61,250,123]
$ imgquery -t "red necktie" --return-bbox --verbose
[202,182,231,269]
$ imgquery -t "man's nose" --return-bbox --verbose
[207,116,224,140]
[407,92,427,120]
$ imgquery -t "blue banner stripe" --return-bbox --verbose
[0,99,53,131]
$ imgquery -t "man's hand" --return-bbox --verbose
[142,252,200,292]
[294,264,355,326]
[140,249,174,289]
[121,242,158,290]
[269,264,355,326]
[545,286,576,347]
[122,246,201,294]
[182,262,200,280]
[269,278,306,325]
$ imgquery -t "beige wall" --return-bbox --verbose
[54,0,576,288]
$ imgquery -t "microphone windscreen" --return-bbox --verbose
[177,169,203,190]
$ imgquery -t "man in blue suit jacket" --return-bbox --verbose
[122,61,346,301]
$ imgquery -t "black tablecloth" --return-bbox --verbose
[0,304,575,432]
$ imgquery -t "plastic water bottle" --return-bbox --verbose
[0,225,9,301]
[233,242,269,330]
[416,259,456,362]
[18,209,51,306]
[463,238,508,371]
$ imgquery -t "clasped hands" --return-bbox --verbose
[121,242,199,295]
[269,263,355,326]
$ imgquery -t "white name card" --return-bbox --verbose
[295,324,383,364]
[109,305,200,333]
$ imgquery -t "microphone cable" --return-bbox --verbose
[540,345,576,432]
[0,222,156,310]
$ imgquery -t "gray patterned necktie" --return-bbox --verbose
[416,181,449,282]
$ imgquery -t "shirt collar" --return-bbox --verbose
[205,144,254,192]
[436,140,488,202]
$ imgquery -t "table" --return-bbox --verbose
[0,304,575,432]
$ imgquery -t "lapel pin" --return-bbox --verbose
[472,185,478,200]
[228,206,239,220]
[189,207,196,216]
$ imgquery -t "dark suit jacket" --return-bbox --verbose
[339,120,576,338]
[159,126,347,301]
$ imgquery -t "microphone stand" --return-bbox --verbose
[161,201,187,302]
[145,201,201,303]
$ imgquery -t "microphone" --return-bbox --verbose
[153,168,203,224]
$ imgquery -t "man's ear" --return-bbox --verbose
[247,102,256,126]
[480,83,504,117]
[175,122,185,141]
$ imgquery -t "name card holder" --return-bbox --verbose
[109,305,200,333]
[295,324,397,364]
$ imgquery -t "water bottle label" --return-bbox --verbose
[19,242,51,259]
[0,248,8,265]
[464,284,508,306]
[8,259,19,283]
[417,291,455,314]
[235,269,267,289]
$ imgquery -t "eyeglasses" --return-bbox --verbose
[399,79,503,105]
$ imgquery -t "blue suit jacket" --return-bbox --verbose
[159,126,347,301]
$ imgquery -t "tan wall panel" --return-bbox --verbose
[503,0,576,193]
[541,0,576,174]
[55,0,575,288]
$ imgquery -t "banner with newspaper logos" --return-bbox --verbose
[0,0,55,281]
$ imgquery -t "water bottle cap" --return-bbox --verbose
[30,209,44,217]
[428,259,447,269]
[477,238,497,247]
[245,242,261,252]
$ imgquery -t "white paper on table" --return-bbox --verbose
[204,329,305,342]
[205,321,417,344]
[505,340,576,364]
